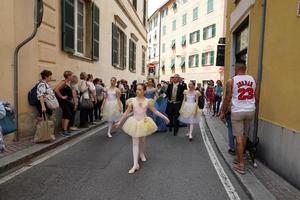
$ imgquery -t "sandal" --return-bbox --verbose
[233,159,239,165]
[233,164,245,175]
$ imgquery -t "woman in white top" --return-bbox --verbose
[78,72,90,128]
[87,74,97,124]
[36,70,54,118]
[101,77,123,138]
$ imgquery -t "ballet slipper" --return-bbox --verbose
[107,133,112,138]
[140,154,147,162]
[128,165,140,174]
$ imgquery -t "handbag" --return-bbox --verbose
[0,113,16,135]
[80,97,94,110]
[34,114,55,143]
[45,91,59,110]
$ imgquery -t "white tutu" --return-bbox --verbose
[122,116,157,138]
[179,102,202,124]
[102,100,122,122]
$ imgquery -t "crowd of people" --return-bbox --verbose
[31,68,259,176]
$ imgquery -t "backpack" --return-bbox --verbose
[28,82,41,106]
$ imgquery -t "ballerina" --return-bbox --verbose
[179,81,202,141]
[116,83,169,174]
[101,77,123,138]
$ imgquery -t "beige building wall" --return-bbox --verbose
[159,0,226,84]
[0,0,147,138]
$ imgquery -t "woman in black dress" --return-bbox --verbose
[54,71,74,137]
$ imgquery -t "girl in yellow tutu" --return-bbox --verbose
[116,83,169,174]
[101,77,123,138]
[179,81,202,141]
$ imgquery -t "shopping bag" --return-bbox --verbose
[34,114,55,143]
[0,113,16,135]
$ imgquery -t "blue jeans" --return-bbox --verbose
[225,112,235,150]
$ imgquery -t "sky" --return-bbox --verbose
[148,0,168,17]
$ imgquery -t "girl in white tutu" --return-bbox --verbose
[116,83,169,174]
[101,77,123,138]
[179,81,202,141]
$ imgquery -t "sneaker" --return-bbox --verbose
[228,149,236,156]
[69,127,79,131]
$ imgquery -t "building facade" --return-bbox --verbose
[0,0,147,139]
[146,10,160,81]
[159,0,226,85]
[225,0,300,189]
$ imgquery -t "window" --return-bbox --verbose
[182,0,188,4]
[162,43,166,53]
[154,31,157,40]
[203,24,216,40]
[171,39,176,49]
[162,25,166,36]
[161,7,168,18]
[132,0,137,10]
[154,48,156,57]
[142,50,146,74]
[172,2,177,11]
[181,35,186,46]
[202,51,215,66]
[189,54,199,67]
[161,61,166,75]
[129,39,136,72]
[172,20,176,31]
[181,57,186,67]
[193,7,199,21]
[190,30,200,44]
[112,23,127,69]
[207,0,214,13]
[62,0,99,60]
[171,58,176,73]
[182,14,187,26]
[154,15,158,27]
[148,34,151,44]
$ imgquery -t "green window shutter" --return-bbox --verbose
[133,42,136,71]
[188,56,192,67]
[197,30,200,42]
[62,0,75,53]
[190,33,193,44]
[212,24,216,37]
[210,51,215,65]
[112,23,119,66]
[123,34,127,69]
[195,54,199,66]
[202,53,205,66]
[92,3,100,60]
[203,28,207,40]
[129,39,133,70]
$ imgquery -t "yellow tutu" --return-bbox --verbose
[179,102,202,124]
[122,116,158,138]
[102,100,122,122]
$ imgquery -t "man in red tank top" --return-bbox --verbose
[220,63,259,174]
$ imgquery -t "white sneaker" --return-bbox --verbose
[69,127,79,131]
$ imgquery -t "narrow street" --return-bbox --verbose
[0,121,249,200]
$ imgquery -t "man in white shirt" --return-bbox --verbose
[220,62,259,175]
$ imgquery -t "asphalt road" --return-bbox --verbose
[0,124,249,200]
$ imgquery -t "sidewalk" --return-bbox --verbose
[0,121,106,174]
[203,114,300,200]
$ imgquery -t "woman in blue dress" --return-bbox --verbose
[144,78,157,121]
[154,82,168,132]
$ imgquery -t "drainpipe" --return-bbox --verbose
[253,0,267,142]
[13,0,39,141]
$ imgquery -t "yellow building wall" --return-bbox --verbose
[260,1,300,132]
[225,1,300,132]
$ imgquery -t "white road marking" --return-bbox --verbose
[200,120,241,200]
[0,125,108,185]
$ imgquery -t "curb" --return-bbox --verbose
[202,115,276,200]
[0,121,107,175]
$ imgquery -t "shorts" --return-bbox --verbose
[231,111,255,137]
